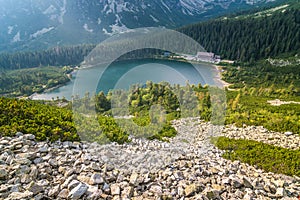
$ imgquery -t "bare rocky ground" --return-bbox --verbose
[0,118,299,200]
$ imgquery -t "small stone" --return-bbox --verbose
[273,180,285,187]
[73,159,82,167]
[275,187,285,197]
[269,184,277,194]
[20,174,32,184]
[8,191,33,200]
[129,172,139,185]
[10,184,21,193]
[0,167,8,180]
[89,173,104,185]
[150,185,162,195]
[58,166,66,173]
[24,134,35,140]
[68,180,80,190]
[33,157,43,164]
[6,155,13,165]
[33,193,44,200]
[37,179,49,187]
[112,196,121,200]
[63,141,72,148]
[86,185,100,197]
[210,167,219,174]
[29,166,38,179]
[284,132,293,136]
[48,185,60,197]
[16,158,31,165]
[77,175,90,184]
[64,169,75,177]
[103,183,110,194]
[0,184,10,193]
[111,183,121,195]
[58,189,69,199]
[90,162,101,171]
[39,146,48,153]
[116,174,125,183]
[243,193,253,200]
[16,132,23,137]
[232,178,243,188]
[178,186,185,196]
[243,177,253,189]
[49,159,58,167]
[122,186,134,198]
[234,190,244,198]
[17,165,31,175]
[221,178,231,185]
[185,184,197,197]
[13,142,23,149]
[206,190,220,199]
[174,171,184,180]
[62,175,76,189]
[104,164,114,172]
[100,193,109,199]
[43,154,53,161]
[68,183,88,200]
[212,184,224,192]
[28,182,44,195]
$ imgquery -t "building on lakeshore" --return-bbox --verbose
[196,52,221,63]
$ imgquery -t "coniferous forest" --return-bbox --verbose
[0,66,72,97]
[179,8,300,62]
[0,44,95,70]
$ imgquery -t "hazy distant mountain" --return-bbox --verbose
[0,0,282,52]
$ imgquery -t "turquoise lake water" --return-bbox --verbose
[32,59,219,100]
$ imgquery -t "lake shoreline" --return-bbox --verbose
[28,83,68,100]
[28,70,77,100]
[31,59,227,101]
[213,64,232,88]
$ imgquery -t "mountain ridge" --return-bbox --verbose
[0,0,284,52]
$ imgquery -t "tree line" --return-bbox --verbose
[178,8,300,62]
[0,44,95,70]
[0,66,71,97]
[222,58,300,93]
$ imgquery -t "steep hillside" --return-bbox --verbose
[179,1,300,61]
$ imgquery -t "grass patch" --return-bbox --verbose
[214,136,300,176]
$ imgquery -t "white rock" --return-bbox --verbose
[48,185,60,197]
[275,187,285,197]
[8,190,33,200]
[111,183,121,195]
[68,183,88,200]
[284,131,293,136]
[129,172,139,185]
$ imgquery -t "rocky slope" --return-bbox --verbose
[0,118,299,199]
[0,0,283,52]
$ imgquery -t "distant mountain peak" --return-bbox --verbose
[0,0,282,52]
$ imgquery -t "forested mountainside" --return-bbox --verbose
[179,2,300,62]
[0,1,298,71]
[0,44,95,70]
[0,0,283,52]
